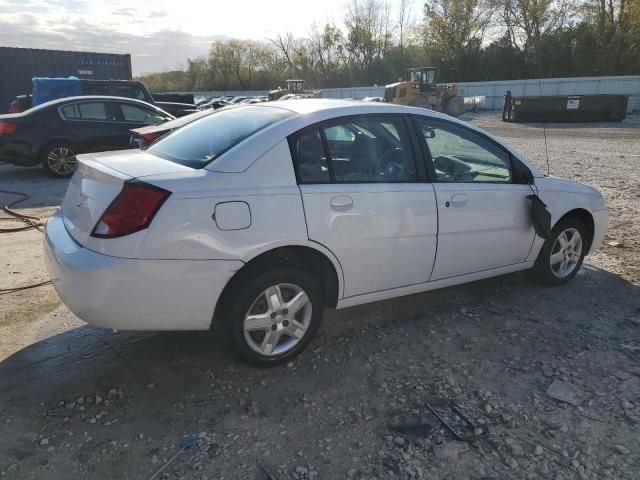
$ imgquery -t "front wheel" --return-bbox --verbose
[532,217,588,285]
[224,267,324,366]
[444,96,465,117]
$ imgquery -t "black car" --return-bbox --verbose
[9,80,197,118]
[129,108,215,148]
[0,96,173,177]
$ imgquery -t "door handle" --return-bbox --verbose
[330,195,353,212]
[449,193,468,207]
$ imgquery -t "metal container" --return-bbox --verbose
[505,94,629,122]
[0,47,132,113]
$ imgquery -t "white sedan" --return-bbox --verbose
[44,100,608,365]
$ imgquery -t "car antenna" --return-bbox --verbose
[539,79,551,176]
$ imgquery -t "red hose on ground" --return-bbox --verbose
[0,189,52,293]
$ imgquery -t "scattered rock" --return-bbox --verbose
[607,241,623,248]
[546,380,585,406]
[433,441,469,460]
[613,444,630,455]
[503,455,519,469]
[534,445,544,456]
[510,444,525,457]
[393,436,405,447]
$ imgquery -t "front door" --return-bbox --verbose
[291,115,438,298]
[413,116,535,281]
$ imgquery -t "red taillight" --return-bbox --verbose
[91,181,170,238]
[140,132,161,143]
[0,121,17,135]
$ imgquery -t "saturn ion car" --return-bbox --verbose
[44,100,607,365]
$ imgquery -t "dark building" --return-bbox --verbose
[0,47,132,113]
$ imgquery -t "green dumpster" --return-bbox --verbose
[504,94,628,122]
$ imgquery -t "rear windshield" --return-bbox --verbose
[147,106,293,168]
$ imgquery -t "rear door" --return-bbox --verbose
[414,116,535,280]
[291,114,438,298]
[58,100,126,152]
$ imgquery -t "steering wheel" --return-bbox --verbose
[379,148,406,179]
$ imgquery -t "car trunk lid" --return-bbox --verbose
[61,150,191,248]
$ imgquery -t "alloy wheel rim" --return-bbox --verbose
[550,228,582,279]
[47,147,77,175]
[243,283,312,356]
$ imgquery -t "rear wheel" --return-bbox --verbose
[224,267,323,366]
[532,217,588,285]
[41,142,79,178]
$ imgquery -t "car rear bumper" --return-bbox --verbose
[44,210,243,331]
[0,140,39,166]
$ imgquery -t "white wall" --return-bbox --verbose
[189,75,640,112]
[457,75,640,112]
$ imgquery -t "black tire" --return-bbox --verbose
[531,216,588,286]
[444,96,465,117]
[224,266,324,366]
[41,141,79,178]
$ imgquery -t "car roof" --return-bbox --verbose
[41,95,156,107]
[17,95,165,116]
[253,98,461,124]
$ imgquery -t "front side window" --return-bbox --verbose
[112,83,147,101]
[61,102,108,120]
[323,116,417,183]
[148,106,293,169]
[416,118,512,183]
[119,104,166,124]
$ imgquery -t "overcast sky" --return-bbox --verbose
[0,0,346,75]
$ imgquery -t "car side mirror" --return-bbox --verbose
[424,128,436,139]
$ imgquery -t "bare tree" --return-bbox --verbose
[398,0,415,49]
[344,0,395,72]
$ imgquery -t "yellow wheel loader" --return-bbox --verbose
[383,67,465,117]
[269,80,320,101]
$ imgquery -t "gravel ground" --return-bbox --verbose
[1,112,639,480]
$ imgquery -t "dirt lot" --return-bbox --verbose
[1,113,639,480]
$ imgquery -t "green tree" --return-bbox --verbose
[423,0,497,81]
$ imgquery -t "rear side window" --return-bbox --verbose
[147,106,293,168]
[293,130,330,183]
[61,102,108,120]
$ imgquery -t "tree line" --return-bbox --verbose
[137,0,640,92]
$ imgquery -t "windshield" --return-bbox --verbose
[147,106,293,168]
